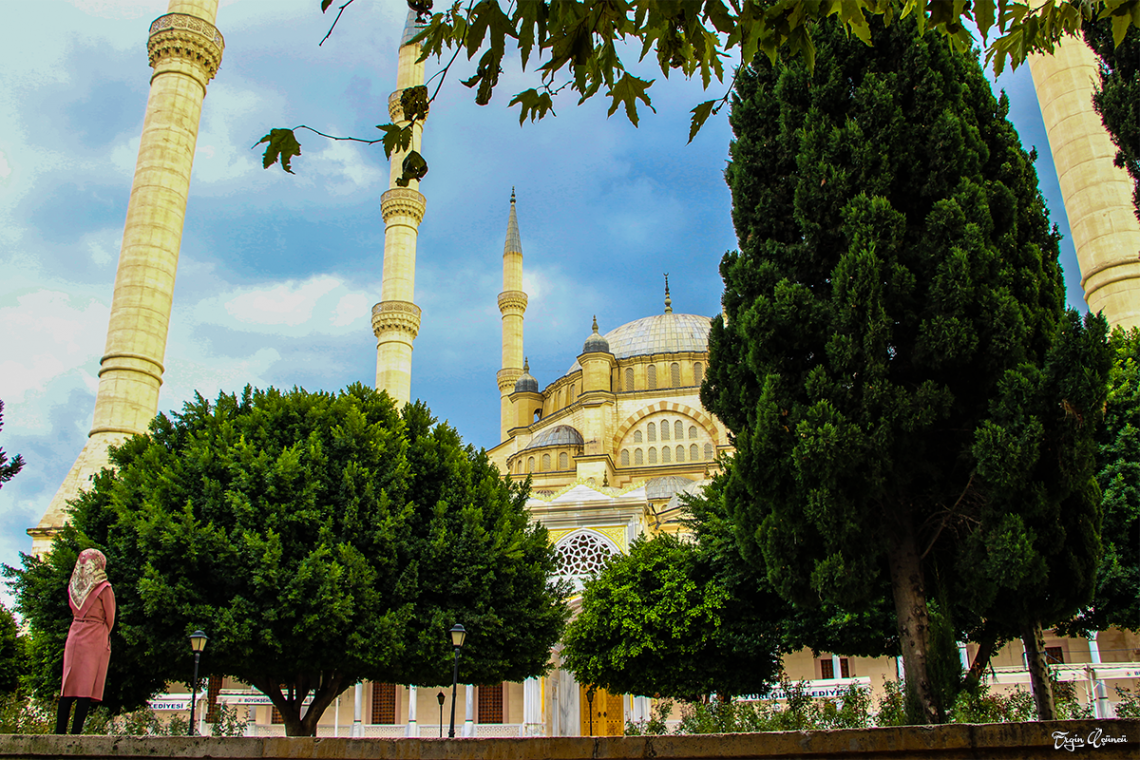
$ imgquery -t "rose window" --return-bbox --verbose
[555,532,616,577]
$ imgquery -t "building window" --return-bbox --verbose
[478,683,504,724]
[694,362,703,386]
[635,448,643,465]
[647,365,657,389]
[819,658,850,680]
[559,452,569,469]
[647,423,656,442]
[649,448,658,464]
[534,409,542,422]
[662,447,671,463]
[569,383,575,401]
[675,421,684,439]
[671,362,681,387]
[704,443,713,460]
[625,368,634,391]
[634,430,643,443]
[555,531,617,576]
[541,453,551,471]
[1045,647,1064,665]
[371,682,397,724]
[621,449,630,466]
[527,456,535,473]
[271,706,284,724]
[661,420,670,441]
[676,445,684,462]
[206,675,222,722]
[690,444,699,461]
[689,425,698,439]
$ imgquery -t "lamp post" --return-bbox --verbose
[586,686,596,736]
[187,630,208,736]
[436,691,445,737]
[447,624,466,738]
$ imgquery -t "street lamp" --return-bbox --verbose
[447,624,466,738]
[188,630,208,736]
[586,686,596,736]
[436,691,445,737]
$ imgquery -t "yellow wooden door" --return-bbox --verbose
[579,685,625,736]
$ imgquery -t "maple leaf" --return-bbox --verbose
[606,73,655,126]
[376,123,413,159]
[255,128,301,174]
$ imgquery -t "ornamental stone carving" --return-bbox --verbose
[380,188,426,224]
[497,290,528,314]
[496,368,523,393]
[371,300,422,339]
[555,531,617,577]
[148,13,225,81]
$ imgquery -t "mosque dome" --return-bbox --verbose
[513,358,539,394]
[567,312,712,374]
[645,475,696,501]
[581,316,611,355]
[524,425,584,450]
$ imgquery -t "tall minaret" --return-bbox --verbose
[497,190,528,441]
[372,12,429,405]
[30,0,224,555]
[1029,34,1140,329]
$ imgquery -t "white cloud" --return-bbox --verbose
[222,275,341,326]
[333,292,371,327]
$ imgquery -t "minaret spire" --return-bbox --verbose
[373,10,430,404]
[497,190,528,441]
[664,273,673,313]
[31,0,225,555]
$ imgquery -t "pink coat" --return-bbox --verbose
[61,581,115,700]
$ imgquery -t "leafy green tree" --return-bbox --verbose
[0,605,27,695]
[0,400,24,489]
[7,385,567,736]
[1084,18,1140,221]
[261,0,1139,175]
[702,14,1105,723]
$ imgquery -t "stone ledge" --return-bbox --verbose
[0,720,1135,759]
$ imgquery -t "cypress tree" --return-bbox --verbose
[704,16,1108,723]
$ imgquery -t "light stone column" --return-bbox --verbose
[1088,632,1111,719]
[1029,34,1140,329]
[405,684,418,737]
[497,191,527,441]
[522,677,542,736]
[30,0,224,555]
[352,682,362,737]
[462,684,475,737]
[372,12,427,405]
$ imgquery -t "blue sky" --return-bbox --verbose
[0,0,1089,584]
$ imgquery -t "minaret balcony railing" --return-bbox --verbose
[147,13,225,80]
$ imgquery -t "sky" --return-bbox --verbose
[0,0,1090,588]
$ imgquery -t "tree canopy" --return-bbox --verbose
[1083,16,1140,222]
[0,400,24,490]
[7,384,568,736]
[702,13,1108,723]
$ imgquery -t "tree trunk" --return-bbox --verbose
[251,674,351,737]
[1021,619,1056,720]
[887,518,941,724]
[963,622,997,691]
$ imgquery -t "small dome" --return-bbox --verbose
[567,312,712,374]
[514,358,539,394]
[645,475,695,501]
[524,425,584,450]
[582,316,610,355]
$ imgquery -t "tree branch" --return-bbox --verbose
[294,124,387,146]
[319,0,356,47]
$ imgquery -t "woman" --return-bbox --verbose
[56,548,115,734]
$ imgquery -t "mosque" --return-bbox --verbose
[31,0,1140,737]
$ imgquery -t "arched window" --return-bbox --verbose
[648,447,658,464]
[621,449,630,466]
[555,531,617,577]
[527,456,535,472]
[690,444,699,461]
[661,420,670,441]
[634,430,643,443]
[635,448,644,465]
[647,365,657,389]
[625,368,634,391]
[671,362,681,387]
[694,362,703,386]
[534,409,542,422]
[559,452,568,469]
[662,447,671,463]
[569,384,576,401]
[541,453,551,471]
[704,443,713,460]
[689,425,698,439]
[676,445,684,462]
[647,423,656,442]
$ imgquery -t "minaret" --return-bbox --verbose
[1029,35,1140,329]
[30,1,224,555]
[497,190,528,441]
[372,12,429,405]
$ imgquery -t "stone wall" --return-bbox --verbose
[0,719,1135,759]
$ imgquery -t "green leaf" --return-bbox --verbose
[396,150,428,187]
[376,123,413,159]
[508,88,556,124]
[974,0,996,41]
[321,0,333,12]
[606,73,655,126]
[255,128,301,174]
[687,99,716,143]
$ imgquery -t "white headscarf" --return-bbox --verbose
[68,548,108,611]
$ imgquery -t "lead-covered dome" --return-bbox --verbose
[568,312,712,374]
[523,424,584,450]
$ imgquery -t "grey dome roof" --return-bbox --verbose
[524,425,584,450]
[582,316,610,355]
[645,475,695,500]
[514,358,539,394]
[568,312,712,374]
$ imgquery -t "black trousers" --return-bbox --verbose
[55,696,92,734]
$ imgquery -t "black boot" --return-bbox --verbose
[70,698,91,734]
[55,697,74,734]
